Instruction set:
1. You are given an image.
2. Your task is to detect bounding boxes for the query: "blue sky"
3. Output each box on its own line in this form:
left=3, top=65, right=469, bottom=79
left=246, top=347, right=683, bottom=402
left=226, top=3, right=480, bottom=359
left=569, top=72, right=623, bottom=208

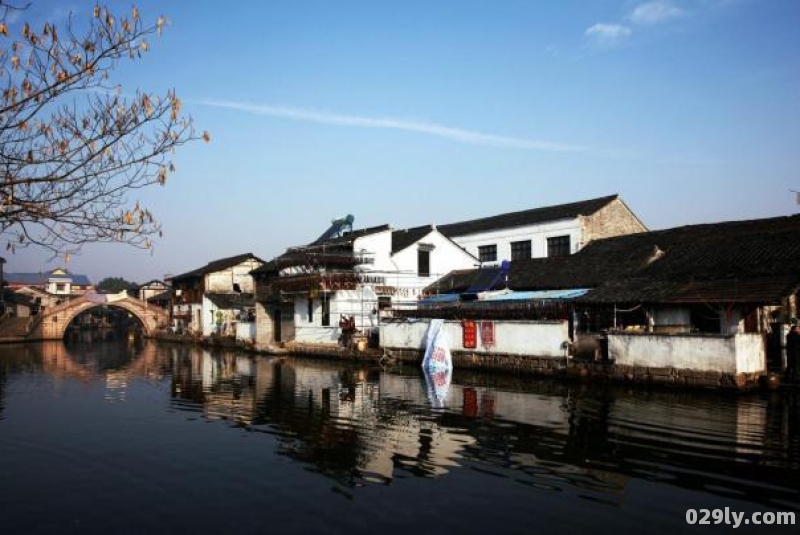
left=7, top=0, right=800, bottom=283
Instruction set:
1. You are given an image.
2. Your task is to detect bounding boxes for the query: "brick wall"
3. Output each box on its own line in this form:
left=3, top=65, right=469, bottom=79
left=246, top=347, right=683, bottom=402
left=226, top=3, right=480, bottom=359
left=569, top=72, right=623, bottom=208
left=580, top=197, right=647, bottom=246
left=255, top=301, right=274, bottom=348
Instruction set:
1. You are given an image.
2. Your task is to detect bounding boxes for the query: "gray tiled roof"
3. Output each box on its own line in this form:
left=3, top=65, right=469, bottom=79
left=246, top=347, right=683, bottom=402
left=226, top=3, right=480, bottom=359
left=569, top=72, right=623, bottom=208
left=171, top=253, right=264, bottom=282
left=428, top=214, right=800, bottom=306
left=391, top=225, right=434, bottom=254
left=438, top=194, right=619, bottom=237
left=6, top=271, right=92, bottom=286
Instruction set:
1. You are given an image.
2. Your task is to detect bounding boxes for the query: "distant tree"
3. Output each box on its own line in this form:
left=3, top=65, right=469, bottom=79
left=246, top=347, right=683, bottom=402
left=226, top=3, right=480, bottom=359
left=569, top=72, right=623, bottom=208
left=96, top=276, right=136, bottom=293
left=0, top=2, right=209, bottom=259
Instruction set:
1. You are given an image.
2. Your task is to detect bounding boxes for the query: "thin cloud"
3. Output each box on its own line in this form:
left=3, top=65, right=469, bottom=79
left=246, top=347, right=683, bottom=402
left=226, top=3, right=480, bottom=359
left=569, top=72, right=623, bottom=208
left=585, top=23, right=632, bottom=42
left=197, top=99, right=586, bottom=152
left=629, top=1, right=685, bottom=25
left=585, top=1, right=687, bottom=45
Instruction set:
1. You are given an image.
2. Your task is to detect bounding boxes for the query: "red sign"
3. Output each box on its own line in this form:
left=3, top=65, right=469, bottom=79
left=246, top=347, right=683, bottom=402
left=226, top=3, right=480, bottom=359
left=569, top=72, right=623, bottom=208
left=481, top=321, right=495, bottom=348
left=463, top=387, right=478, bottom=418
left=462, top=320, right=477, bottom=349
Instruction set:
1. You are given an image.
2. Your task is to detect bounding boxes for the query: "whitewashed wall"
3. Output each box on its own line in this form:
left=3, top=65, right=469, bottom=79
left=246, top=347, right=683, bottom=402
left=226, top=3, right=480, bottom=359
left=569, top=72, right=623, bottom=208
left=139, top=282, right=170, bottom=301
left=172, top=303, right=202, bottom=333
left=294, top=288, right=381, bottom=344
left=201, top=295, right=239, bottom=337
left=449, top=218, right=582, bottom=264
left=47, top=279, right=72, bottom=295
left=353, top=230, right=393, bottom=273
left=288, top=227, right=478, bottom=346
left=380, top=319, right=569, bottom=358
left=608, top=333, right=765, bottom=374
left=201, top=295, right=219, bottom=336
left=205, top=259, right=262, bottom=293
left=294, top=295, right=338, bottom=344
left=236, top=322, right=256, bottom=342
left=389, top=229, right=479, bottom=306
left=735, top=334, right=766, bottom=373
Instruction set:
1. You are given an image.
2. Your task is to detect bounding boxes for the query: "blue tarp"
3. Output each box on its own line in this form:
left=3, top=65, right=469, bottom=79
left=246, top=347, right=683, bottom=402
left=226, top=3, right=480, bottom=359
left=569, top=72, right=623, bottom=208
left=419, top=288, right=588, bottom=306
left=419, top=294, right=461, bottom=305
left=482, top=289, right=589, bottom=302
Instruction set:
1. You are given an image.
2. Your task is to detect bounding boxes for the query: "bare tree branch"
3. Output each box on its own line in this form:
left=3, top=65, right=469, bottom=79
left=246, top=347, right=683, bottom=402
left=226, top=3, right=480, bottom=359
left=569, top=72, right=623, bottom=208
left=0, top=2, right=208, bottom=259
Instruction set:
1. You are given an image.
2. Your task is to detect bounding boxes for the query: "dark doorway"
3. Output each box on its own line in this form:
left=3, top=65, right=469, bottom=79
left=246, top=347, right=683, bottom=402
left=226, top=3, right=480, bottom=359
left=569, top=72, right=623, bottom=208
left=690, top=307, right=721, bottom=333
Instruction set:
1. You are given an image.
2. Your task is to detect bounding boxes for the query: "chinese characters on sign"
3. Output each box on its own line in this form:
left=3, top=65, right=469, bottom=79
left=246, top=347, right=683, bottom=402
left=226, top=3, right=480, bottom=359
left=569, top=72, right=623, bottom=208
left=481, top=321, right=495, bottom=348
left=462, top=320, right=477, bottom=349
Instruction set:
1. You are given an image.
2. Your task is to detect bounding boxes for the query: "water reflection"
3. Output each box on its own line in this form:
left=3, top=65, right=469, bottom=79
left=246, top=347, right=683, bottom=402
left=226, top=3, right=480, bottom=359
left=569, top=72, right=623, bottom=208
left=0, top=341, right=798, bottom=516
left=0, top=337, right=165, bottom=412
left=424, top=367, right=452, bottom=409
left=162, top=347, right=800, bottom=509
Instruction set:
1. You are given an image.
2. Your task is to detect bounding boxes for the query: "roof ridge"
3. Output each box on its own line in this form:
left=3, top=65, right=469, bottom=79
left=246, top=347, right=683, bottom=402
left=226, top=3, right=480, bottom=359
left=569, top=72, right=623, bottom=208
left=438, top=194, right=619, bottom=237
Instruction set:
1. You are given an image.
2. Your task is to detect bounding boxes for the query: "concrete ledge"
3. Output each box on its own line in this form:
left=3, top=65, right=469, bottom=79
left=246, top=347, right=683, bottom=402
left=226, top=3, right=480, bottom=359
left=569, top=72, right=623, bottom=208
left=385, top=347, right=570, bottom=374
left=384, top=347, right=762, bottom=390
left=0, top=336, right=28, bottom=344
left=286, top=342, right=382, bottom=362
left=610, top=364, right=762, bottom=390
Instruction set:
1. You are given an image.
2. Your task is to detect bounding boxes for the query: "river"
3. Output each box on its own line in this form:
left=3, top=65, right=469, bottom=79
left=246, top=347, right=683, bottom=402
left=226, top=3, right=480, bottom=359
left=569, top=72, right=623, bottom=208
left=0, top=338, right=798, bottom=534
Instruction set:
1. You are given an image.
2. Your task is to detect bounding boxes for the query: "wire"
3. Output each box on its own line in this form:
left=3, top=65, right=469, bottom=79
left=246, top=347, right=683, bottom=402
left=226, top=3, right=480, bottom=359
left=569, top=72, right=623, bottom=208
left=614, top=304, right=643, bottom=313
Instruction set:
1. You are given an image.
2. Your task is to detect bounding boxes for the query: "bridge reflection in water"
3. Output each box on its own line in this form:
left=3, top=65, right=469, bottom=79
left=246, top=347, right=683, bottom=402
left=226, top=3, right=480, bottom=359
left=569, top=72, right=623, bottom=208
left=0, top=340, right=798, bottom=532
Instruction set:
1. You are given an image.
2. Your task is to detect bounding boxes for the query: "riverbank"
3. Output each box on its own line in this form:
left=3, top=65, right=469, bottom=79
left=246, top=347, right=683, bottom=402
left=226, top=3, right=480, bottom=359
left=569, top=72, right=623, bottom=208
left=150, top=332, right=775, bottom=392
left=0, top=330, right=781, bottom=392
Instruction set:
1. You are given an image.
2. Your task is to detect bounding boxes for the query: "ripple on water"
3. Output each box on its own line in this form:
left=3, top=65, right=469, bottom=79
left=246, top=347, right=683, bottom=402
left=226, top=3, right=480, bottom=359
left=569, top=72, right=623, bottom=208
left=0, top=342, right=798, bottom=533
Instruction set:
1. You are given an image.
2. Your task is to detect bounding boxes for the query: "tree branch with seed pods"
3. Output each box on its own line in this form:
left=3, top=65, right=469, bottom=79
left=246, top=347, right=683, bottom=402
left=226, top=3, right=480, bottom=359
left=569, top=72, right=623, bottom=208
left=0, top=2, right=210, bottom=261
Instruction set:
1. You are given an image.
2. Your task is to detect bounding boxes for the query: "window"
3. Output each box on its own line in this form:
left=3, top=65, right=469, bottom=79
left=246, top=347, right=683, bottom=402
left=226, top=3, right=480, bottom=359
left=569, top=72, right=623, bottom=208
left=547, top=235, right=571, bottom=257
left=510, top=240, right=531, bottom=261
left=56, top=283, right=66, bottom=292
left=478, top=244, right=497, bottom=263
left=307, top=298, right=314, bottom=323
left=418, top=250, right=430, bottom=277
left=321, top=296, right=330, bottom=327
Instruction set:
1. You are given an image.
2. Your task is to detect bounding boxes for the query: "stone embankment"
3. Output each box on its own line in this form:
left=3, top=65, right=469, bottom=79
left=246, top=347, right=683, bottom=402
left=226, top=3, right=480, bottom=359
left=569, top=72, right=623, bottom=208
left=0, top=317, right=32, bottom=343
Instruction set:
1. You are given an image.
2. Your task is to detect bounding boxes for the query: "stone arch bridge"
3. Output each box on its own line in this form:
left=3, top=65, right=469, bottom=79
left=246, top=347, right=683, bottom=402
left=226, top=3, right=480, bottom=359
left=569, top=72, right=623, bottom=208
left=28, top=293, right=169, bottom=341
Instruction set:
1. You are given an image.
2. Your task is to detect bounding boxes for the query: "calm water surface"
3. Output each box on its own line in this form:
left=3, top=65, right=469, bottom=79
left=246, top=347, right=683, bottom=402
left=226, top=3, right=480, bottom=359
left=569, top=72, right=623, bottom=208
left=0, top=339, right=798, bottom=534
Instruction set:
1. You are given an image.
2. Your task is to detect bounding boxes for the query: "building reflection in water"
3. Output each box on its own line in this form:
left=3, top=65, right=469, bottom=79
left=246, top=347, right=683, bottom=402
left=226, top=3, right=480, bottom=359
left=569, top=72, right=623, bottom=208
left=0, top=341, right=797, bottom=511
left=2, top=336, right=166, bottom=404
left=164, top=347, right=800, bottom=511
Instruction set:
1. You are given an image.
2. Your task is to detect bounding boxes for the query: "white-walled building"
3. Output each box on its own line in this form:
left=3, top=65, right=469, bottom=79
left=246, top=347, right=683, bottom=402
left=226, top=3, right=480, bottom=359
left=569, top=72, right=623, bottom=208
left=170, top=253, right=264, bottom=336
left=136, top=279, right=170, bottom=301
left=438, top=194, right=646, bottom=265
left=253, top=223, right=478, bottom=348
left=5, top=268, right=94, bottom=296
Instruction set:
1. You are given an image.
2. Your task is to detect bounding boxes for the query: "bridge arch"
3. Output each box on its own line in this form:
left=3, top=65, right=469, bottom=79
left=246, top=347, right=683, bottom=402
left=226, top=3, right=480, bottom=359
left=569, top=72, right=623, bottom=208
left=32, top=294, right=168, bottom=340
